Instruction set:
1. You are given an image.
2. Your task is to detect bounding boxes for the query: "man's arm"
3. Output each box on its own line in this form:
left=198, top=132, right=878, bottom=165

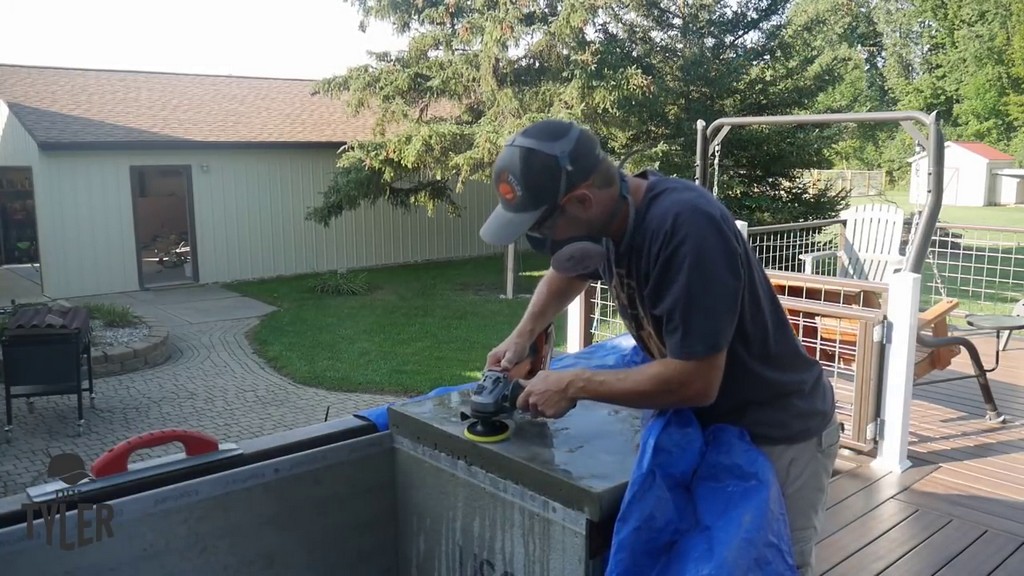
left=569, top=204, right=744, bottom=409
left=511, top=268, right=590, bottom=341
left=567, top=355, right=726, bottom=408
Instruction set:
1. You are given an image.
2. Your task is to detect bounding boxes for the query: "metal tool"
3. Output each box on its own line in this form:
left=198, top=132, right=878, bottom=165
left=460, top=324, right=555, bottom=442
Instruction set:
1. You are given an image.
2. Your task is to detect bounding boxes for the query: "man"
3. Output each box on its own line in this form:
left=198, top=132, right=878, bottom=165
left=479, top=118, right=839, bottom=575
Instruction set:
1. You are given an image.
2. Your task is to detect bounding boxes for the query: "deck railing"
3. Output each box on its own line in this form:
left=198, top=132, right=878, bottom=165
left=921, top=224, right=1024, bottom=318
left=587, top=218, right=1024, bottom=341
left=746, top=219, right=1024, bottom=320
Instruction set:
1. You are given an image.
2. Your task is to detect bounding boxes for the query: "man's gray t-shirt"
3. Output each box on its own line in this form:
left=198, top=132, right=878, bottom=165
left=597, top=170, right=836, bottom=445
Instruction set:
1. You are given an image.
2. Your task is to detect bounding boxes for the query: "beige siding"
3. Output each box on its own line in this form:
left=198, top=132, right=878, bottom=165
left=35, top=147, right=502, bottom=299
left=0, top=101, right=40, bottom=166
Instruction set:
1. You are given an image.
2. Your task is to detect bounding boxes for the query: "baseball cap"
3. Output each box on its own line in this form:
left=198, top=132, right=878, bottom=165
left=479, top=119, right=605, bottom=246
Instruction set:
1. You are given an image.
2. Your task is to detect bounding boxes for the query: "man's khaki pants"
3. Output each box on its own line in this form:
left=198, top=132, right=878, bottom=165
left=757, top=414, right=841, bottom=576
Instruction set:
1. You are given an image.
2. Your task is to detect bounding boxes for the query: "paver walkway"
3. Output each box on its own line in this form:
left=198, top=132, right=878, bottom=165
left=0, top=285, right=399, bottom=498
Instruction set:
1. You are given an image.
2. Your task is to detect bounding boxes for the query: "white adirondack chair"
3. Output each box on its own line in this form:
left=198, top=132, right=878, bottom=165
left=799, top=203, right=906, bottom=282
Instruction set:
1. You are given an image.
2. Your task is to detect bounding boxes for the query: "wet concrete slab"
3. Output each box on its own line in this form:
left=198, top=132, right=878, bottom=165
left=388, top=387, right=644, bottom=522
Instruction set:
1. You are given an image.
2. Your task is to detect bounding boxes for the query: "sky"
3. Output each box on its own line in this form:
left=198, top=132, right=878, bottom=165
left=0, top=0, right=411, bottom=79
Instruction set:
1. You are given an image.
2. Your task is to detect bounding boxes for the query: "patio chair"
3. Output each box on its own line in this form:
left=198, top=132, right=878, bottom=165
left=799, top=203, right=906, bottom=283
left=787, top=204, right=976, bottom=387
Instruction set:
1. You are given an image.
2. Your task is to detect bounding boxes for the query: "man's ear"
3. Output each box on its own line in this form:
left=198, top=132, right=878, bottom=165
left=563, top=188, right=595, bottom=214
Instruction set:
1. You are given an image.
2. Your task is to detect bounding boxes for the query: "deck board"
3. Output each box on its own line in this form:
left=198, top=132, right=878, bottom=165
left=990, top=543, right=1024, bottom=575
left=932, top=530, right=1023, bottom=576
left=825, top=509, right=952, bottom=575
left=825, top=464, right=888, bottom=508
left=790, top=312, right=1024, bottom=573
left=820, top=461, right=1024, bottom=575
left=878, top=519, right=986, bottom=576
left=815, top=500, right=918, bottom=573
left=814, top=331, right=1024, bottom=574
left=894, top=472, right=1024, bottom=538
left=906, top=332, right=1024, bottom=519
left=819, top=464, right=937, bottom=541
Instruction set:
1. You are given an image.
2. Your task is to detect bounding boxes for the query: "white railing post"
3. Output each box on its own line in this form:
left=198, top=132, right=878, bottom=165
left=735, top=220, right=749, bottom=240
left=873, top=270, right=922, bottom=473
left=566, top=293, right=585, bottom=353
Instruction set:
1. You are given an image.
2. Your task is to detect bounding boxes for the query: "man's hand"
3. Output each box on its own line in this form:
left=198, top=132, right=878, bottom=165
left=516, top=370, right=580, bottom=419
left=485, top=332, right=533, bottom=371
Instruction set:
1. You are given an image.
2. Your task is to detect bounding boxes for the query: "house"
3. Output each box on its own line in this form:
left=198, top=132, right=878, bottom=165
left=908, top=140, right=1023, bottom=207
left=0, top=64, right=499, bottom=300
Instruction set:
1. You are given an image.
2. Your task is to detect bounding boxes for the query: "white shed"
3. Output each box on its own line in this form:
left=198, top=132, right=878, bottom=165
left=908, top=141, right=1019, bottom=207
left=991, top=168, right=1024, bottom=206
left=0, top=64, right=500, bottom=300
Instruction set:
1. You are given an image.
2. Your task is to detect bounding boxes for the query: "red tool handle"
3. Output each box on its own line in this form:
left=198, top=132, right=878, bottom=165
left=91, top=428, right=221, bottom=478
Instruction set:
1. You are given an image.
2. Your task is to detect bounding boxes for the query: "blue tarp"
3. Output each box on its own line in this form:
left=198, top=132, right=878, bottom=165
left=354, top=334, right=797, bottom=575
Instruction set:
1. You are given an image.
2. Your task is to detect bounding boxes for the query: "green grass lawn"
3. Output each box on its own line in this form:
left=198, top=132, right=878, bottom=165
left=849, top=187, right=1024, bottom=319
left=229, top=183, right=1022, bottom=397
left=228, top=252, right=566, bottom=397
left=852, top=188, right=1024, bottom=228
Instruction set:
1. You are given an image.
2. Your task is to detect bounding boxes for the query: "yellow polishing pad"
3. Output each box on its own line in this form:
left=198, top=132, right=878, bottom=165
left=464, top=420, right=511, bottom=443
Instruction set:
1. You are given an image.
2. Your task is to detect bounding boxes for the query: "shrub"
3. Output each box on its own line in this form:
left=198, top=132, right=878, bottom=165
left=84, top=302, right=140, bottom=328
left=309, top=269, right=370, bottom=296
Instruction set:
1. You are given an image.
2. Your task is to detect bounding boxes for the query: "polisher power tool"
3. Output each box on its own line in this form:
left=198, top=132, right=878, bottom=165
left=460, top=324, right=555, bottom=443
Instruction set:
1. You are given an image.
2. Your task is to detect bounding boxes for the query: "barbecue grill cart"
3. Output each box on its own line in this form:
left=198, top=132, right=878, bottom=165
left=2, top=304, right=95, bottom=442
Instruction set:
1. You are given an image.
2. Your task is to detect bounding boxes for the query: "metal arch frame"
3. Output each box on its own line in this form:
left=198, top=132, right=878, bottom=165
left=694, top=111, right=944, bottom=276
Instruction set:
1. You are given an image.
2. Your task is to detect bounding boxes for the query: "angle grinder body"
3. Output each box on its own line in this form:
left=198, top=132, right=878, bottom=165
left=461, top=324, right=555, bottom=442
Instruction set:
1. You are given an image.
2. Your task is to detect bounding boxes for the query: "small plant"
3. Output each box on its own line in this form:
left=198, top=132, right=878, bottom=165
left=84, top=302, right=140, bottom=328
left=309, top=269, right=370, bottom=296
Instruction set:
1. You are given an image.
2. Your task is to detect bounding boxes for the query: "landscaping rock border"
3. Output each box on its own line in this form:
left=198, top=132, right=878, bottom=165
left=90, top=316, right=170, bottom=377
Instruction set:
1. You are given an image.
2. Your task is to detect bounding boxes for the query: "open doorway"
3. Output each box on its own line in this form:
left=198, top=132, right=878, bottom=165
left=130, top=165, right=198, bottom=289
left=0, top=166, right=44, bottom=300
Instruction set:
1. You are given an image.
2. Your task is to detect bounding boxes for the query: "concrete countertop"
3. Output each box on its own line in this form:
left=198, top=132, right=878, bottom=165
left=387, top=388, right=644, bottom=523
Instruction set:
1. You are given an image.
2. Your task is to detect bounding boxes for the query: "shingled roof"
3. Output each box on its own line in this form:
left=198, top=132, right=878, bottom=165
left=951, top=141, right=1016, bottom=162
left=0, top=64, right=379, bottom=150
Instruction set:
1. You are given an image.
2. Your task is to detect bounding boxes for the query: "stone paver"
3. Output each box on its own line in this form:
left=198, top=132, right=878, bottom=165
left=0, top=286, right=399, bottom=498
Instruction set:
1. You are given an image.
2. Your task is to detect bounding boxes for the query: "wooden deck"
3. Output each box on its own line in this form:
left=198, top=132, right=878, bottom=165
left=819, top=333, right=1024, bottom=574
left=820, top=461, right=1024, bottom=575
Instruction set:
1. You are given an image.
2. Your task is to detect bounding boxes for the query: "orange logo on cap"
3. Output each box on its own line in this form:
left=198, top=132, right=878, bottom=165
left=497, top=172, right=521, bottom=202
left=498, top=181, right=517, bottom=201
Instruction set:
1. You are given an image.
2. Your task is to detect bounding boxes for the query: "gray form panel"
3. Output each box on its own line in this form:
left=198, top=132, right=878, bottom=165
left=0, top=434, right=399, bottom=576
left=0, top=391, right=645, bottom=575
left=395, top=437, right=600, bottom=576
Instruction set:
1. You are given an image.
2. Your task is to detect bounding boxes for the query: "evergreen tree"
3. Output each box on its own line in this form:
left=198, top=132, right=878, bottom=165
left=306, top=0, right=848, bottom=227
